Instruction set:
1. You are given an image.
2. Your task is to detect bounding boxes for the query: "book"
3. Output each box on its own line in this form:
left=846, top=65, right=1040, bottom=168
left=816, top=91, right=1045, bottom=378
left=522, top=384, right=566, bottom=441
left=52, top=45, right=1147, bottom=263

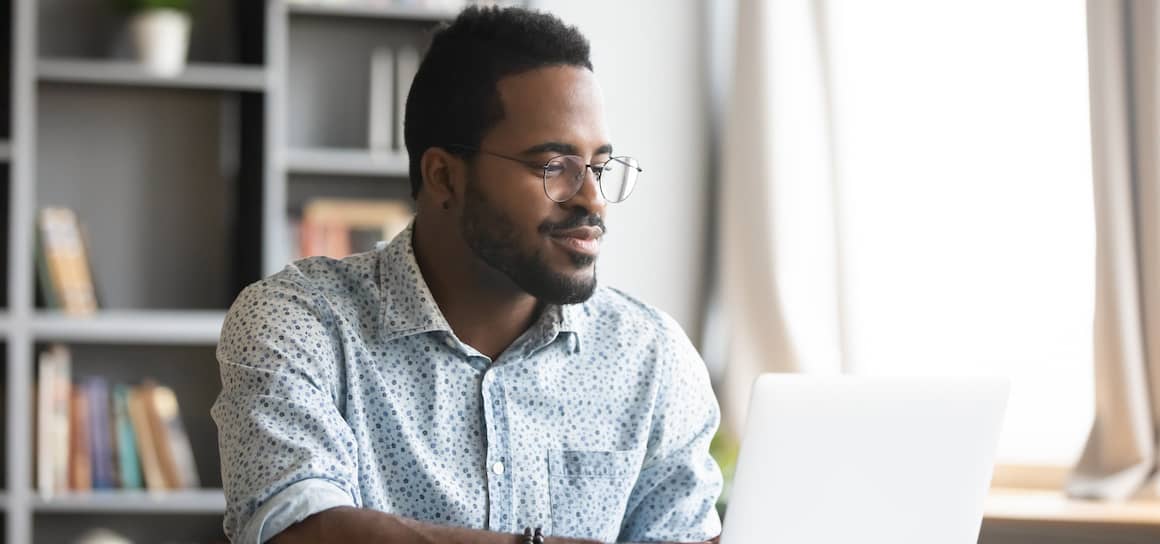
left=395, top=45, right=420, bottom=152
left=38, top=207, right=98, bottom=315
left=128, top=386, right=167, bottom=491
left=50, top=346, right=72, bottom=494
left=369, top=46, right=395, bottom=152
left=36, top=349, right=57, bottom=496
left=113, top=385, right=144, bottom=490
left=69, top=385, right=92, bottom=491
left=299, top=199, right=412, bottom=258
left=142, top=381, right=200, bottom=488
left=84, top=377, right=116, bottom=489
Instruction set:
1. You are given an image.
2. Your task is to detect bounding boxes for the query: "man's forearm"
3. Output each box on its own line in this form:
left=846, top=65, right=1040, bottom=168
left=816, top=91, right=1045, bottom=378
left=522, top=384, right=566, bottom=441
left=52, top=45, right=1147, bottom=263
left=271, top=506, right=603, bottom=544
left=271, top=507, right=720, bottom=544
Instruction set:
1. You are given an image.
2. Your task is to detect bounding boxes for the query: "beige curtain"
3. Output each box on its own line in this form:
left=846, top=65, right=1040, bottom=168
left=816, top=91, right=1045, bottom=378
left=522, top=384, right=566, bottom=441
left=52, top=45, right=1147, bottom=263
left=716, top=0, right=843, bottom=434
left=1068, top=0, right=1160, bottom=501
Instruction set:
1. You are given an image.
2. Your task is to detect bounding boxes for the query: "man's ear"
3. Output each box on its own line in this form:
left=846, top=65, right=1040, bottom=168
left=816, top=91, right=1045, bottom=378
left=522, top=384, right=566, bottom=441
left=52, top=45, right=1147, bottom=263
left=420, top=147, right=466, bottom=208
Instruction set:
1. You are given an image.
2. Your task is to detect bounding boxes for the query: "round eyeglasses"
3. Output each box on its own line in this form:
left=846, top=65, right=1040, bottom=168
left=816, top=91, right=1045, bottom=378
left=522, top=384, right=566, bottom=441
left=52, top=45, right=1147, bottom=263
left=447, top=145, right=642, bottom=203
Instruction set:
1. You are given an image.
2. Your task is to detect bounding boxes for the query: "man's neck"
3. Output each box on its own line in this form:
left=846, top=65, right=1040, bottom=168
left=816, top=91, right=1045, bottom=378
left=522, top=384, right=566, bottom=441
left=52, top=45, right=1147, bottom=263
left=411, top=220, right=541, bottom=361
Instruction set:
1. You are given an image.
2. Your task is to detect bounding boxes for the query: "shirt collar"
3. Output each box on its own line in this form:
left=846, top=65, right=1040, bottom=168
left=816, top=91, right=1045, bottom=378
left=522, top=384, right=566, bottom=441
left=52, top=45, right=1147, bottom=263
left=378, top=222, right=454, bottom=343
left=378, top=222, right=585, bottom=354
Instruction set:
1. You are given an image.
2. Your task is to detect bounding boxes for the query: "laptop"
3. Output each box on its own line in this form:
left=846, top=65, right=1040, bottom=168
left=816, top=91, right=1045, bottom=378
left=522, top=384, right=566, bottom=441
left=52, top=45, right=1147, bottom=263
left=719, top=374, right=1009, bottom=544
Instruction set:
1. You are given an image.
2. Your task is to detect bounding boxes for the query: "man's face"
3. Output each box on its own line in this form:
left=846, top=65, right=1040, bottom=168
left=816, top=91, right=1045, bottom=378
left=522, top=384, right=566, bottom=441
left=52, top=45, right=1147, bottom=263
left=460, top=66, right=611, bottom=305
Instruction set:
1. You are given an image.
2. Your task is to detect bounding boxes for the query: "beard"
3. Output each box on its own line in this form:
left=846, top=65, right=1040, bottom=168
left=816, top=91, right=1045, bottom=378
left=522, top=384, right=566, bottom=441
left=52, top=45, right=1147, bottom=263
left=460, top=175, right=600, bottom=305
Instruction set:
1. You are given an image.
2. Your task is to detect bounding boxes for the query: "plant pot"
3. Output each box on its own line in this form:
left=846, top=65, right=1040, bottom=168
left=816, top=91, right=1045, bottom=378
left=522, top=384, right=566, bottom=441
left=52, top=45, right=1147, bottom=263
left=130, top=8, right=191, bottom=78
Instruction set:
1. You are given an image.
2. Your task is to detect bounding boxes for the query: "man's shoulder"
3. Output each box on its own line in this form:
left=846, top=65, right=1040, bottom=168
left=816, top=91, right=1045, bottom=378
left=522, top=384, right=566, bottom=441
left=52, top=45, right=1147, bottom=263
left=254, top=250, right=383, bottom=297
left=577, top=285, right=689, bottom=343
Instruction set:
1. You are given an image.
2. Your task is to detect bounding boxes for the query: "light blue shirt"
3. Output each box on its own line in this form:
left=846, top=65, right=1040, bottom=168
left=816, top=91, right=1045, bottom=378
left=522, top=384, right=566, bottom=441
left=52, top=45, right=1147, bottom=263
left=211, top=223, right=723, bottom=543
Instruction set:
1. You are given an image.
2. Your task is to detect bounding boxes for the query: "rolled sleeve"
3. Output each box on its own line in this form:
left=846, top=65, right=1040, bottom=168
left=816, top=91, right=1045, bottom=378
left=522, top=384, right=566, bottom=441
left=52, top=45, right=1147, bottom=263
left=211, top=275, right=361, bottom=542
left=241, top=478, right=357, bottom=544
left=618, top=314, right=724, bottom=542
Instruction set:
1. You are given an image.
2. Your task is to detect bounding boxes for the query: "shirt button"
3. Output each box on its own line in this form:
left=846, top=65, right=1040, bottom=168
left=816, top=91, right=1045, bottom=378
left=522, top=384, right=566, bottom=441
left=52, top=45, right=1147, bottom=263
left=492, top=462, right=505, bottom=475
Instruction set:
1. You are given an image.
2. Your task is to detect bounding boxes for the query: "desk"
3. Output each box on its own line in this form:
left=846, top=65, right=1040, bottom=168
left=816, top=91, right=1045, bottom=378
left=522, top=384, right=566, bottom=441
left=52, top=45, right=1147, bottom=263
left=980, top=488, right=1160, bottom=544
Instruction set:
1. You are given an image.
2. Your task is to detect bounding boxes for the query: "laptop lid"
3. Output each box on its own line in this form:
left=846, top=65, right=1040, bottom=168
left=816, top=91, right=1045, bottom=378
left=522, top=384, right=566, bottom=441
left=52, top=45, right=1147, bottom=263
left=719, top=374, right=1009, bottom=544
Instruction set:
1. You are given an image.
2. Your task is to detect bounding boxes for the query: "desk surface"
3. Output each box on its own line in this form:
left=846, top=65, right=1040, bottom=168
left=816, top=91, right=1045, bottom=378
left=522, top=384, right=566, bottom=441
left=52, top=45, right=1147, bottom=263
left=985, top=488, right=1160, bottom=526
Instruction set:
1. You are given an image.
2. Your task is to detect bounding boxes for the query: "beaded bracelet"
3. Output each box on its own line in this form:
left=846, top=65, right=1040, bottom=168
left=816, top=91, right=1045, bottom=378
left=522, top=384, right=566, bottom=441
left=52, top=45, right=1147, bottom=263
left=521, top=527, right=545, bottom=544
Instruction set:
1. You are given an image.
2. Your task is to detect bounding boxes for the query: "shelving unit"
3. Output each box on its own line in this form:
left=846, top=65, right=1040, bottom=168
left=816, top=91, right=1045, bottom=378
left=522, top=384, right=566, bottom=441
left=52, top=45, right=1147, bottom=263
left=1, top=0, right=461, bottom=542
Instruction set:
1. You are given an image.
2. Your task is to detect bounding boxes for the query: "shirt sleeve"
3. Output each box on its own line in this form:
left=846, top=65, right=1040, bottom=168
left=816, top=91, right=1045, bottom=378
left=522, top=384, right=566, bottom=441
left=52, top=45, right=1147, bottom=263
left=211, top=274, right=361, bottom=543
left=618, top=314, right=724, bottom=543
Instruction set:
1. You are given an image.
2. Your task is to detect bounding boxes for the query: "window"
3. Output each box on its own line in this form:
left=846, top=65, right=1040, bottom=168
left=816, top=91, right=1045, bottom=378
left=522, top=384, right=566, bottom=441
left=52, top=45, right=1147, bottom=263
left=826, top=0, right=1094, bottom=465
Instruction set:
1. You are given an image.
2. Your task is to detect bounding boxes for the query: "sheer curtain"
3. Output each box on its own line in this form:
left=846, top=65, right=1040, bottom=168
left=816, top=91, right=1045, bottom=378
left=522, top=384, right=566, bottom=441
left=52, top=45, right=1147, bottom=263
left=714, top=0, right=842, bottom=434
left=1068, top=0, right=1160, bottom=501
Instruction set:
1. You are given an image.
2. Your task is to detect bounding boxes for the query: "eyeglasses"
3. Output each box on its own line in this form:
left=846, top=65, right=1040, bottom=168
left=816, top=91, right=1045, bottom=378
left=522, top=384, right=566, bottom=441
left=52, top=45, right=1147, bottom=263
left=446, top=144, right=642, bottom=203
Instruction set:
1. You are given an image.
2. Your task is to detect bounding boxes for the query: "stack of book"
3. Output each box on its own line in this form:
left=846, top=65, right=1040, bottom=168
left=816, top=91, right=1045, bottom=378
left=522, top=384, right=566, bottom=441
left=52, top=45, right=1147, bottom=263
left=36, top=345, right=200, bottom=497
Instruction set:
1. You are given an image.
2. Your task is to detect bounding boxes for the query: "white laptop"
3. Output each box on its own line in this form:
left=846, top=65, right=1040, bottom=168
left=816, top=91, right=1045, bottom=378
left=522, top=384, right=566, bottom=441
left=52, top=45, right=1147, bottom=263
left=719, top=374, right=1009, bottom=544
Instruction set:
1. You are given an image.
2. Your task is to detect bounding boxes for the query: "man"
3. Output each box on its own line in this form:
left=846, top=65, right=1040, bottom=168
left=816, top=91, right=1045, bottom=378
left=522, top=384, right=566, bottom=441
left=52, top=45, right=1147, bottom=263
left=212, top=6, right=722, bottom=543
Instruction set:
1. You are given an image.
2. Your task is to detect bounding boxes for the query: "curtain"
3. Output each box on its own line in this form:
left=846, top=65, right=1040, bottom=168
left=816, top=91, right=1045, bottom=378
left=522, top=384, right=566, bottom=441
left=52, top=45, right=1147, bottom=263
left=714, top=0, right=843, bottom=434
left=1068, top=0, right=1160, bottom=501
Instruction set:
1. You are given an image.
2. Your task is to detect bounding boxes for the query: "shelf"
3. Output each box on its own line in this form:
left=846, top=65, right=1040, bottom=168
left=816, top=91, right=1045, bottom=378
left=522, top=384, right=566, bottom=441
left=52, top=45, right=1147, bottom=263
left=287, top=1, right=458, bottom=22
left=38, top=59, right=267, bottom=92
left=0, top=140, right=11, bottom=162
left=287, top=147, right=409, bottom=177
left=33, top=489, right=225, bottom=514
left=32, top=310, right=226, bottom=345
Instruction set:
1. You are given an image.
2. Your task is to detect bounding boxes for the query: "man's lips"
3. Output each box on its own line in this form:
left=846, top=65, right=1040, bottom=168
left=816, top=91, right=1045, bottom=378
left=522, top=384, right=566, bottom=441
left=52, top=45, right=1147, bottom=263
left=550, top=226, right=604, bottom=256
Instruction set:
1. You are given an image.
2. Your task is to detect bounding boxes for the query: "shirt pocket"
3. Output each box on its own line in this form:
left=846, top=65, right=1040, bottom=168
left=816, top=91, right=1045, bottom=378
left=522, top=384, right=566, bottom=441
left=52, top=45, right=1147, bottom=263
left=547, top=448, right=643, bottom=542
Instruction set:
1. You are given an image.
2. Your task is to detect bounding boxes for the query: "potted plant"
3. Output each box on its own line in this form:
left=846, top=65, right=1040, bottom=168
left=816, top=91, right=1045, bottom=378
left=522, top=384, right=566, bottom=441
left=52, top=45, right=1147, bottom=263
left=117, top=0, right=193, bottom=77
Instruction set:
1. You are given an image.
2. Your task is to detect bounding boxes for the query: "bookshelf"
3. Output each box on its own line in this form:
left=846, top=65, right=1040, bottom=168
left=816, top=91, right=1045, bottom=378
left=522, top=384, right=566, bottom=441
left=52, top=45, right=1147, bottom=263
left=3, top=1, right=454, bottom=542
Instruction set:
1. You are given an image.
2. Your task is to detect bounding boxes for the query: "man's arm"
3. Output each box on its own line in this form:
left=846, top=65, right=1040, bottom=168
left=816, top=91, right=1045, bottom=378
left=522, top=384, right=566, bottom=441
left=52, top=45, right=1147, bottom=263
left=272, top=507, right=603, bottom=544
left=616, top=314, right=725, bottom=543
left=273, top=507, right=719, bottom=544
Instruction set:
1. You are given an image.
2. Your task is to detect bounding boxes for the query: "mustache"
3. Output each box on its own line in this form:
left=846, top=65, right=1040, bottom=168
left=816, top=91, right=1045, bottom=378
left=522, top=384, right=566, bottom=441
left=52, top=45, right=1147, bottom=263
left=541, top=213, right=607, bottom=235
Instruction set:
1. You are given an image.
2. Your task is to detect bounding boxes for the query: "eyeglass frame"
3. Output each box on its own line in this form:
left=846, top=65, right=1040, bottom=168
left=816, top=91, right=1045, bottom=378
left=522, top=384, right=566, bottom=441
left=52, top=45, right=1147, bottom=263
left=444, top=144, right=642, bottom=203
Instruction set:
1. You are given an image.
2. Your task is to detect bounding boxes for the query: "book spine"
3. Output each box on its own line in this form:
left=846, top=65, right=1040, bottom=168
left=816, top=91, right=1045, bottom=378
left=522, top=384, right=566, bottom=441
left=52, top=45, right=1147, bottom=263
left=51, top=346, right=71, bottom=494
left=69, top=385, right=91, bottom=491
left=395, top=46, right=420, bottom=152
left=36, top=350, right=56, bottom=496
left=85, top=377, right=115, bottom=489
left=114, top=385, right=143, bottom=490
left=369, top=46, right=395, bottom=152
left=154, top=385, right=201, bottom=488
left=128, top=386, right=167, bottom=491
left=142, top=382, right=182, bottom=489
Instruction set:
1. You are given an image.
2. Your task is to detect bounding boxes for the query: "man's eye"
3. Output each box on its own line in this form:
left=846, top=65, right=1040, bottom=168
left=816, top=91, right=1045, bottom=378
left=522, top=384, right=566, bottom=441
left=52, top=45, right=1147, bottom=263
left=545, top=164, right=566, bottom=174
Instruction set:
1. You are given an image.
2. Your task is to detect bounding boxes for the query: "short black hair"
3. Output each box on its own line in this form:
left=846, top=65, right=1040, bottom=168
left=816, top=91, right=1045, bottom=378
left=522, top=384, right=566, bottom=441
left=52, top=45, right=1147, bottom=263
left=403, top=6, right=593, bottom=198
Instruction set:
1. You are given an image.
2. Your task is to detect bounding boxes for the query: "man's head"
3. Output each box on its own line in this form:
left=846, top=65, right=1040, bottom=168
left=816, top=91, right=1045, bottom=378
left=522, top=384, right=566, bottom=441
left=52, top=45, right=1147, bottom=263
left=406, top=7, right=622, bottom=305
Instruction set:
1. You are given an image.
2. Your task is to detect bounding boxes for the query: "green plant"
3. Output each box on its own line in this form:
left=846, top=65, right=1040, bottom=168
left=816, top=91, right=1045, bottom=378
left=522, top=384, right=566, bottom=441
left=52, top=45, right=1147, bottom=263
left=709, top=428, right=741, bottom=517
left=115, top=0, right=192, bottom=13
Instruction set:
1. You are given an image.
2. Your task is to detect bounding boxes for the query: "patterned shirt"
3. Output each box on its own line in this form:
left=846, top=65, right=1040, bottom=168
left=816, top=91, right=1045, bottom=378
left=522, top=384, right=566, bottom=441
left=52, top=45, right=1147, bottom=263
left=211, top=223, right=723, bottom=543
